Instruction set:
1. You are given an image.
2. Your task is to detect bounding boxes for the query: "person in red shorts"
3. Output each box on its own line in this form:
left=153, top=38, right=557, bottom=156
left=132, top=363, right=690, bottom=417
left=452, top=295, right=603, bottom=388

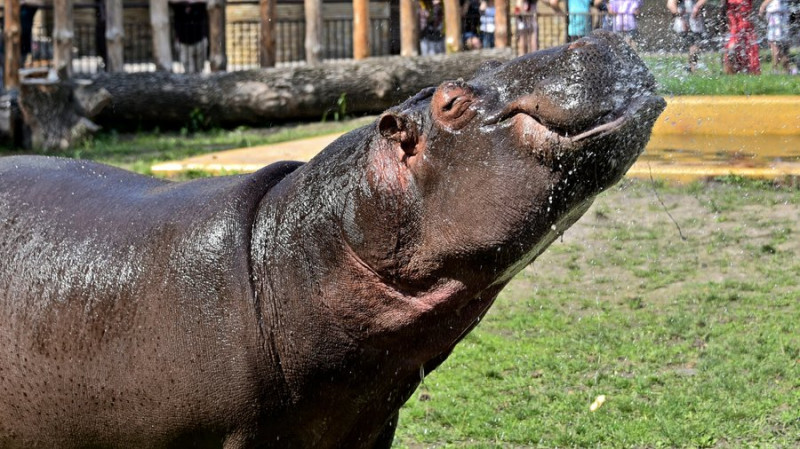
left=722, top=0, right=761, bottom=74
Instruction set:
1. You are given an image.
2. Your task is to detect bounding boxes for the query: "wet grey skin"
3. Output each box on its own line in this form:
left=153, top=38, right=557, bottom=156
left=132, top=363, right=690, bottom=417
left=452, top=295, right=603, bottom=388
left=0, top=31, right=664, bottom=449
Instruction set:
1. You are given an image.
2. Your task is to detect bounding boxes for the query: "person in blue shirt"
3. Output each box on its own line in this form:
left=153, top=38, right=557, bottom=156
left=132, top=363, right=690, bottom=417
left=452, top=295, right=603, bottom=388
left=480, top=0, right=496, bottom=48
left=567, top=0, right=600, bottom=41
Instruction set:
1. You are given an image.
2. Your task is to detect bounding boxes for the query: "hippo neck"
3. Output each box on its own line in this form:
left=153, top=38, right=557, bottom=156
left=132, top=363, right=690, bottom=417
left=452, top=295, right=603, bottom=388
left=244, top=136, right=460, bottom=446
left=247, top=127, right=501, bottom=392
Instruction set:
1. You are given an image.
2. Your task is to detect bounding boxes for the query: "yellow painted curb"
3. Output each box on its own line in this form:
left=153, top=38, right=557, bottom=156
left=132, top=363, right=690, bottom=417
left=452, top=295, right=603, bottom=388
left=653, top=96, right=800, bottom=136
left=626, top=161, right=800, bottom=183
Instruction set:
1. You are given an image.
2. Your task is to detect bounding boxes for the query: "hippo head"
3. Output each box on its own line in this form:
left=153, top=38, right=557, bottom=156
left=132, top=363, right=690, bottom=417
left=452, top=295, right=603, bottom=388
left=328, top=32, right=664, bottom=359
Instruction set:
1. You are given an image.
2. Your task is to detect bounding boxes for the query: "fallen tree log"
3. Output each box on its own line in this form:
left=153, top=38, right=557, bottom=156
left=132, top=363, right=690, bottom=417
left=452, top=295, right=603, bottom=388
left=92, top=49, right=514, bottom=128
left=18, top=67, right=112, bottom=151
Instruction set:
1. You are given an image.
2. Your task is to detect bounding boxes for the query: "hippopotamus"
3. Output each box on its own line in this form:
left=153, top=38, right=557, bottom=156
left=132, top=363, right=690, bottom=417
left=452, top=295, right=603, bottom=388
left=0, top=31, right=664, bottom=448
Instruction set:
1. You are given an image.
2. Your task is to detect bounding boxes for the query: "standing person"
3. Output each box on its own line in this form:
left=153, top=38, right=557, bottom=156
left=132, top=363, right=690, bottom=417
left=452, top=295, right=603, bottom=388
left=608, top=0, right=641, bottom=45
left=462, top=0, right=483, bottom=36
left=420, top=0, right=445, bottom=55
left=568, top=0, right=601, bottom=42
left=480, top=0, right=496, bottom=48
left=668, top=0, right=707, bottom=72
left=171, top=0, right=209, bottom=73
left=20, top=0, right=40, bottom=66
left=464, top=32, right=484, bottom=49
left=595, top=0, right=614, bottom=30
left=722, top=0, right=761, bottom=74
left=759, top=0, right=791, bottom=73
left=515, top=0, right=538, bottom=53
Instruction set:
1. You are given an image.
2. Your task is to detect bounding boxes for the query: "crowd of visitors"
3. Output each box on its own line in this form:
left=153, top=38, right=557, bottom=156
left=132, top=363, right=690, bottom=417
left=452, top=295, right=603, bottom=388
left=3, top=0, right=798, bottom=75
left=418, top=0, right=797, bottom=75
left=424, top=0, right=799, bottom=75
left=668, top=0, right=798, bottom=74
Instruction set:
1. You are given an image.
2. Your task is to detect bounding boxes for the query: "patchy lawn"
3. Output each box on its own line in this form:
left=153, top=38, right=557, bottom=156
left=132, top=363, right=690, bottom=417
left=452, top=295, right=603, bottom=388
left=395, top=178, right=800, bottom=448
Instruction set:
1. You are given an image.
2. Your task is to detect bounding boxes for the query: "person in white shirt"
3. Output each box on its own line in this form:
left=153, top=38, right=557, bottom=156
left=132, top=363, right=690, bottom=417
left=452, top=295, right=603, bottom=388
left=759, top=0, right=793, bottom=73
left=667, top=0, right=707, bottom=72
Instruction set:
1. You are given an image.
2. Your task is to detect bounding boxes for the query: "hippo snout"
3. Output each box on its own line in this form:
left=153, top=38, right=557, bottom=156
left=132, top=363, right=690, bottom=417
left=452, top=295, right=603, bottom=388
left=476, top=31, right=659, bottom=139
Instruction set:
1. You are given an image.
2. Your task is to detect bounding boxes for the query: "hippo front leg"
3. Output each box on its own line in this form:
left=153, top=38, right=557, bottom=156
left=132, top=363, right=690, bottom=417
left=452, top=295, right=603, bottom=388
left=372, top=412, right=399, bottom=449
left=222, top=429, right=254, bottom=449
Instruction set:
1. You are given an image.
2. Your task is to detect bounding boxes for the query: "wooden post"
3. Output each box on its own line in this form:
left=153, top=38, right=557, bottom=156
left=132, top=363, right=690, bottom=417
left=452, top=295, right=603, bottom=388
left=304, top=0, right=322, bottom=64
left=150, top=0, right=172, bottom=71
left=105, top=0, right=124, bottom=72
left=495, top=0, right=508, bottom=48
left=259, top=0, right=277, bottom=67
left=3, top=0, right=21, bottom=89
left=353, top=0, right=369, bottom=59
left=400, top=0, right=418, bottom=56
left=208, top=0, right=227, bottom=71
left=53, top=0, right=74, bottom=79
left=443, top=0, right=461, bottom=53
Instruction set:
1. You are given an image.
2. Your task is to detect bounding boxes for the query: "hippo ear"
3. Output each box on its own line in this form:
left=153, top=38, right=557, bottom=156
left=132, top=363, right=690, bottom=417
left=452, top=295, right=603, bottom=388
left=378, top=112, right=419, bottom=157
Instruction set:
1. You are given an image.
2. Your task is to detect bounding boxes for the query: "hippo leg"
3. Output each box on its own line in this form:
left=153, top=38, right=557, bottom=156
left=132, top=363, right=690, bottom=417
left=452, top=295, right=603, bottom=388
left=372, top=412, right=399, bottom=449
left=222, top=429, right=250, bottom=449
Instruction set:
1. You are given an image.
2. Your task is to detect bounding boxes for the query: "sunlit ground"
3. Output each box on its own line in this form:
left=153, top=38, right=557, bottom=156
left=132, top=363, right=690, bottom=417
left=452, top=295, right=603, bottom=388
left=396, top=178, right=800, bottom=448
left=1, top=49, right=798, bottom=448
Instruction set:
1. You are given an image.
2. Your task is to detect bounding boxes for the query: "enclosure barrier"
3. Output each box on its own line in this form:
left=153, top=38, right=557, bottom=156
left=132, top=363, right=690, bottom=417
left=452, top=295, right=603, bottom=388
left=3, top=3, right=722, bottom=77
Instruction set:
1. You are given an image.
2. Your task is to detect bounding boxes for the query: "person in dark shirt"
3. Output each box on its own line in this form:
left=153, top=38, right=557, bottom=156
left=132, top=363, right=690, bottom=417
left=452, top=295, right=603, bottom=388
left=171, top=1, right=209, bottom=73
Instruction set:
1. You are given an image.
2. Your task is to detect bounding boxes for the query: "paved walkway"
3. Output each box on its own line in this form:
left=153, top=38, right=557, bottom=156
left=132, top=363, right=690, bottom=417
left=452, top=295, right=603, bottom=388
left=152, top=134, right=340, bottom=175
left=151, top=97, right=800, bottom=182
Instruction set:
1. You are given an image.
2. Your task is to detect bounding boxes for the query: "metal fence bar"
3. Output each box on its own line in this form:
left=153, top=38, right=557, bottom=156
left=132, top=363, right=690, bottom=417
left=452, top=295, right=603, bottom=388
left=511, top=12, right=614, bottom=55
left=226, top=16, right=391, bottom=69
left=2, top=7, right=617, bottom=75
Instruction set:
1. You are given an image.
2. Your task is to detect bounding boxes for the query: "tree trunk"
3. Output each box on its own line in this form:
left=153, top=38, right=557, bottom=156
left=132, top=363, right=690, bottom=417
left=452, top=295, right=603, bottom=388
left=353, top=0, right=369, bottom=60
left=304, top=0, right=322, bottom=64
left=443, top=0, right=461, bottom=53
left=399, top=0, right=419, bottom=56
left=150, top=0, right=172, bottom=71
left=53, top=0, right=74, bottom=79
left=208, top=0, right=227, bottom=71
left=259, top=0, right=277, bottom=67
left=3, top=0, right=21, bottom=89
left=92, top=49, right=513, bottom=128
left=18, top=68, right=112, bottom=151
left=105, top=0, right=124, bottom=72
left=495, top=0, right=508, bottom=48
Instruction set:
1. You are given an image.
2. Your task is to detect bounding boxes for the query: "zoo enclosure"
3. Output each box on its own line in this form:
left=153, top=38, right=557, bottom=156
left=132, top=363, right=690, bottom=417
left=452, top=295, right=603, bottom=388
left=0, top=0, right=394, bottom=74
left=1, top=4, right=633, bottom=75
left=1, top=0, right=761, bottom=78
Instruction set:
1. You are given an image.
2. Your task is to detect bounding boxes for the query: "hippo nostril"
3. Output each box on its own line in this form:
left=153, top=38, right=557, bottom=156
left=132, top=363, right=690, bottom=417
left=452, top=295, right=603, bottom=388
left=432, top=81, right=477, bottom=129
left=442, top=97, right=458, bottom=112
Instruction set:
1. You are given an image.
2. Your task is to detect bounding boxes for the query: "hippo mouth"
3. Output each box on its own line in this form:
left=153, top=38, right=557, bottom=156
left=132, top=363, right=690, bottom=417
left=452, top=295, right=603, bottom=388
left=484, top=93, right=664, bottom=146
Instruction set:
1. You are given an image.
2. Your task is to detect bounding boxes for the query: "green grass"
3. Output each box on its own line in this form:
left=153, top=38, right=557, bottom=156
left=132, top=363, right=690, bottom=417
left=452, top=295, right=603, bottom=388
left=394, top=179, right=800, bottom=448
left=644, top=52, right=800, bottom=96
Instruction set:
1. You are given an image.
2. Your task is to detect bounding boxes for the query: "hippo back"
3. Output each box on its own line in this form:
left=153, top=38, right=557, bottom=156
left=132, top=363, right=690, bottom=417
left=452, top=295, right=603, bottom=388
left=0, top=156, right=301, bottom=448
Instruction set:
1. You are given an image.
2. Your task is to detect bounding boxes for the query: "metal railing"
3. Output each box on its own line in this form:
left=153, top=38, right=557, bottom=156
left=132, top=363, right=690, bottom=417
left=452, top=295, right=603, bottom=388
left=3, top=6, right=622, bottom=75
left=510, top=12, right=617, bottom=54
left=1, top=6, right=394, bottom=74
left=226, top=16, right=391, bottom=70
